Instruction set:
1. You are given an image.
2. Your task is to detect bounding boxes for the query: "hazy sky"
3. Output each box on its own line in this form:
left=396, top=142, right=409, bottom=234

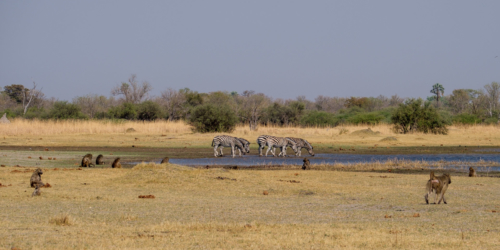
left=1, top=1, right=499, bottom=101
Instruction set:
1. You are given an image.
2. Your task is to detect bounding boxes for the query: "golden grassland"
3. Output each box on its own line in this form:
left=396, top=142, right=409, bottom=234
left=2, top=119, right=500, bottom=148
left=0, top=163, right=499, bottom=249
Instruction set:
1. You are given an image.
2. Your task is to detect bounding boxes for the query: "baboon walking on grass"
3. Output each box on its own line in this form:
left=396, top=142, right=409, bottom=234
left=469, top=167, right=477, bottom=177
left=30, top=168, right=45, bottom=188
left=96, top=154, right=105, bottom=165
left=424, top=172, right=451, bottom=204
left=112, top=158, right=122, bottom=168
left=302, top=158, right=310, bottom=170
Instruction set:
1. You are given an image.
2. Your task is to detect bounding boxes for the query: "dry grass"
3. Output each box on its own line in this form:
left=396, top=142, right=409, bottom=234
left=1, top=164, right=499, bottom=249
left=2, top=119, right=500, bottom=148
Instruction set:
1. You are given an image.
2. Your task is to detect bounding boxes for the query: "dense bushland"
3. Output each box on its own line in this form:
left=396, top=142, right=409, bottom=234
left=2, top=75, right=499, bottom=133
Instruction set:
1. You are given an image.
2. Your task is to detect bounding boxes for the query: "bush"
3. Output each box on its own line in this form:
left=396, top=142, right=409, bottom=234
left=108, top=103, right=137, bottom=120
left=346, top=112, right=386, bottom=125
left=453, top=113, right=482, bottom=125
left=189, top=103, right=237, bottom=133
left=300, top=111, right=337, bottom=127
left=137, top=101, right=163, bottom=121
left=391, top=98, right=449, bottom=134
left=46, top=101, right=87, bottom=120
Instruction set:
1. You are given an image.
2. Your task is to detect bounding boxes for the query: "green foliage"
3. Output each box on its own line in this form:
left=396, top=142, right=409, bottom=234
left=391, top=98, right=449, bottom=134
left=2, top=84, right=28, bottom=104
left=108, top=103, right=137, bottom=120
left=346, top=112, right=386, bottom=125
left=137, top=101, right=163, bottom=121
left=189, top=103, right=237, bottom=133
left=47, top=101, right=88, bottom=120
left=452, top=113, right=482, bottom=125
left=300, top=111, right=337, bottom=127
left=262, top=101, right=305, bottom=126
left=483, top=117, right=499, bottom=125
left=24, top=107, right=47, bottom=119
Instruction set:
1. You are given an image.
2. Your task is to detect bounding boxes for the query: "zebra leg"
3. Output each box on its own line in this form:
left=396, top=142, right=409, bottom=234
left=214, top=144, right=219, bottom=157
left=231, top=145, right=236, bottom=158
left=219, top=146, right=224, bottom=157
left=281, top=146, right=287, bottom=157
left=266, top=145, right=273, bottom=157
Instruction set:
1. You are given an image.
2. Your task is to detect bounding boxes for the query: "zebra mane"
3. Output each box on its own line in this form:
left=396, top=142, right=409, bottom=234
left=303, top=139, right=313, bottom=149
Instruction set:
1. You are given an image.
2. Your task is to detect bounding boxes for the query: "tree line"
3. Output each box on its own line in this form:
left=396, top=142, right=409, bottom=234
left=1, top=75, right=499, bottom=133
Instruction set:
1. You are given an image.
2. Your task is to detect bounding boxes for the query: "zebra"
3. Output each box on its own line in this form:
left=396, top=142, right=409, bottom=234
left=212, top=135, right=246, bottom=158
left=257, top=135, right=297, bottom=157
left=235, top=137, right=250, bottom=155
left=283, top=137, right=315, bottom=156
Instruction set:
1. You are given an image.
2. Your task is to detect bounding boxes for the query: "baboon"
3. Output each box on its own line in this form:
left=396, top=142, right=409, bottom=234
left=112, top=158, right=122, bottom=168
left=424, top=172, right=451, bottom=204
left=81, top=155, right=95, bottom=168
left=96, top=154, right=105, bottom=165
left=469, top=167, right=476, bottom=177
left=30, top=168, right=45, bottom=187
left=302, top=158, right=310, bottom=170
left=161, top=157, right=169, bottom=164
left=32, top=183, right=41, bottom=197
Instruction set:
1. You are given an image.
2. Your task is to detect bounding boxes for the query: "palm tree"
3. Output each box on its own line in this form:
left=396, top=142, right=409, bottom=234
left=430, top=83, right=445, bottom=107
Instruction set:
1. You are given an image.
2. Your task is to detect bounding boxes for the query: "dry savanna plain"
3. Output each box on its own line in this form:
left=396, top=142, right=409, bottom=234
left=1, top=120, right=500, bottom=249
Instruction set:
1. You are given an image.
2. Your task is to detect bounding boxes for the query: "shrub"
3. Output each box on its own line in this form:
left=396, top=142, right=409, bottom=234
left=346, top=112, right=386, bottom=125
left=189, top=103, right=237, bottom=133
left=46, top=101, right=87, bottom=120
left=137, top=101, right=163, bottom=121
left=453, top=113, right=482, bottom=125
left=300, top=111, right=336, bottom=127
left=108, top=103, right=137, bottom=120
left=391, top=98, right=449, bottom=134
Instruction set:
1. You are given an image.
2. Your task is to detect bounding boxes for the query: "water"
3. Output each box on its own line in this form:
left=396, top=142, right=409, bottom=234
left=163, top=153, right=500, bottom=171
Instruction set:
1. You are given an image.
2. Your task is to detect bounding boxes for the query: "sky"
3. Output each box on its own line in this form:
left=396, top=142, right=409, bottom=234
left=1, top=1, right=499, bottom=101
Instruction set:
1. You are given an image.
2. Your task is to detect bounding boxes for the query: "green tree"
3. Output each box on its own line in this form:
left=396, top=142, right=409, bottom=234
left=430, top=83, right=445, bottom=107
left=137, top=101, right=163, bottom=121
left=189, top=103, right=237, bottom=133
left=391, top=98, right=448, bottom=134
left=2, top=84, right=28, bottom=104
left=46, top=101, right=88, bottom=119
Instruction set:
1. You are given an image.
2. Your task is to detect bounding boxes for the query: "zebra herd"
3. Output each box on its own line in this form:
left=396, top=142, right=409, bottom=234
left=212, top=135, right=314, bottom=158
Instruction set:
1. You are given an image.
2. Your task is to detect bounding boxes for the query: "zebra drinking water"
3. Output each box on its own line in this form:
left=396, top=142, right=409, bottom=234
left=235, top=137, right=250, bottom=155
left=283, top=137, right=314, bottom=156
left=212, top=135, right=246, bottom=158
left=257, top=135, right=297, bottom=157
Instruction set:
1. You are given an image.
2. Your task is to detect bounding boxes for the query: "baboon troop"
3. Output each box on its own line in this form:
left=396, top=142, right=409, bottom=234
left=424, top=171, right=451, bottom=204
left=112, top=158, right=122, bottom=168
left=81, top=154, right=95, bottom=168
left=161, top=157, right=169, bottom=164
left=30, top=168, right=45, bottom=187
left=302, top=158, right=310, bottom=170
left=469, top=167, right=476, bottom=177
left=96, top=154, right=105, bottom=165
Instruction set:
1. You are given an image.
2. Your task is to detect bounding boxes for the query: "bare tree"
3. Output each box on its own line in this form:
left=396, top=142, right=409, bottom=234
left=314, top=96, right=346, bottom=113
left=111, top=74, right=152, bottom=104
left=484, top=82, right=500, bottom=117
left=389, top=94, right=404, bottom=107
left=22, top=81, right=38, bottom=115
left=448, top=89, right=470, bottom=114
left=73, top=94, right=113, bottom=118
left=239, top=90, right=270, bottom=130
left=0, top=92, right=17, bottom=110
left=160, top=88, right=186, bottom=121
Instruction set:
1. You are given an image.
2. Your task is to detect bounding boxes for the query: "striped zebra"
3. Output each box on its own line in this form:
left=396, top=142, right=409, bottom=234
left=257, top=135, right=297, bottom=157
left=283, top=137, right=315, bottom=156
left=212, top=135, right=246, bottom=158
left=235, top=137, right=251, bottom=155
